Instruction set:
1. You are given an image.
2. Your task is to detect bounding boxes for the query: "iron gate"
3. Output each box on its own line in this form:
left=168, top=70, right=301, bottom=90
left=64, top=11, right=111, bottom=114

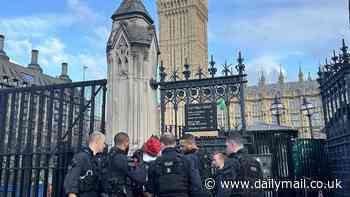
left=292, top=139, right=329, bottom=197
left=0, top=79, right=107, bottom=197
left=152, top=53, right=247, bottom=136
left=318, top=39, right=350, bottom=197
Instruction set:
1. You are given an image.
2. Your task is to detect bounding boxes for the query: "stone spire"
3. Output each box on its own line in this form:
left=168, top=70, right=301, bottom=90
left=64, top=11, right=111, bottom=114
left=28, top=50, right=43, bottom=73
left=298, top=66, right=304, bottom=82
left=106, top=0, right=159, bottom=149
left=258, top=70, right=267, bottom=98
left=278, top=64, right=284, bottom=84
left=308, top=72, right=312, bottom=81
left=259, top=70, right=266, bottom=86
left=107, top=0, right=156, bottom=52
left=112, top=0, right=153, bottom=24
left=0, top=34, right=9, bottom=61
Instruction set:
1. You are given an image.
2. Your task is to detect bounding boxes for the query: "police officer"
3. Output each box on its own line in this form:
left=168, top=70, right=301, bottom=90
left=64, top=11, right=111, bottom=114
left=104, top=132, right=146, bottom=197
left=225, top=133, right=245, bottom=179
left=212, top=152, right=232, bottom=197
left=180, top=134, right=212, bottom=196
left=147, top=133, right=202, bottom=197
left=180, top=134, right=200, bottom=169
left=225, top=133, right=263, bottom=197
left=64, top=131, right=106, bottom=197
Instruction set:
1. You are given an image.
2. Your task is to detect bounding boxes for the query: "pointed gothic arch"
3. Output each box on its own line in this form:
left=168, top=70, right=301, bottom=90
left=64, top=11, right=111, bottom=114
left=110, top=30, right=130, bottom=78
left=118, top=58, right=122, bottom=66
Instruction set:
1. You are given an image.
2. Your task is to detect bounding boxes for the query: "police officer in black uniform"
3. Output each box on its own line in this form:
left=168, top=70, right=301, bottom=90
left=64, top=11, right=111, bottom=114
left=180, top=134, right=200, bottom=169
left=104, top=132, right=146, bottom=197
left=64, top=131, right=106, bottom=197
left=225, top=133, right=263, bottom=197
left=224, top=133, right=243, bottom=182
left=147, top=133, right=202, bottom=197
left=180, top=134, right=212, bottom=197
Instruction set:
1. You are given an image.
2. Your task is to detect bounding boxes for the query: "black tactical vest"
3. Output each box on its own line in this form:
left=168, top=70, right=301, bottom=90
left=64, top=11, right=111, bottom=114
left=78, top=148, right=99, bottom=193
left=104, top=149, right=128, bottom=195
left=229, top=150, right=264, bottom=197
left=155, top=153, right=190, bottom=197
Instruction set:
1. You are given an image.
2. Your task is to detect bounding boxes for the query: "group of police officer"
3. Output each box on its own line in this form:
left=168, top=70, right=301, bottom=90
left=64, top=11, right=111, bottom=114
left=64, top=131, right=263, bottom=197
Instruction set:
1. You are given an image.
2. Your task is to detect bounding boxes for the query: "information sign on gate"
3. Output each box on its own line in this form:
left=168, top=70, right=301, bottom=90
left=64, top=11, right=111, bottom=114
left=185, top=103, right=217, bottom=132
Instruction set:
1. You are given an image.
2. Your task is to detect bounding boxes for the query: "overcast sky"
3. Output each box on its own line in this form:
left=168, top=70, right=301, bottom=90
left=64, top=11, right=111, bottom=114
left=0, top=0, right=349, bottom=84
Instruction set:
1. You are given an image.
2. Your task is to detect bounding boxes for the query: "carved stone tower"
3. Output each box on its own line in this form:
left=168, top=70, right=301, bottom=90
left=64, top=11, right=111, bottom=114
left=157, top=0, right=208, bottom=77
left=106, top=0, right=160, bottom=149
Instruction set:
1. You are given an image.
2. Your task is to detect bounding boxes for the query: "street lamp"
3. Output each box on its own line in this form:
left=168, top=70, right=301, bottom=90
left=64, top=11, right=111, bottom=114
left=301, top=97, right=315, bottom=139
left=270, top=96, right=285, bottom=125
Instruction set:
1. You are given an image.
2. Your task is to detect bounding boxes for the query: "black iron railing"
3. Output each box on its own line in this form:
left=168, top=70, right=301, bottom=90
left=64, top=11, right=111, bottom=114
left=0, top=79, right=107, bottom=197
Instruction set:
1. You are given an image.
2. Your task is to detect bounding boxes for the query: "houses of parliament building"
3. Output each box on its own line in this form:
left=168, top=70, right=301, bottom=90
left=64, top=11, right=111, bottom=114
left=236, top=69, right=324, bottom=138
left=157, top=0, right=324, bottom=138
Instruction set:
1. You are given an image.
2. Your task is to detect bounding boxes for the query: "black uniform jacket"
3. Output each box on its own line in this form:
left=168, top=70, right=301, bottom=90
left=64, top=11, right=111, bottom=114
left=214, top=148, right=248, bottom=197
left=64, top=146, right=99, bottom=197
left=147, top=147, right=202, bottom=197
left=106, top=147, right=146, bottom=186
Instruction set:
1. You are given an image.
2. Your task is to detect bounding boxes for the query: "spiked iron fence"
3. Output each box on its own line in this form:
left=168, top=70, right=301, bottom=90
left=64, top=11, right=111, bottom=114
left=0, top=79, right=107, bottom=197
left=318, top=39, right=350, bottom=197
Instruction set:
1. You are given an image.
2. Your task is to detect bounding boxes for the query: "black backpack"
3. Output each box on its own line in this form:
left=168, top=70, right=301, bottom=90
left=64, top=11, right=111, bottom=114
left=102, top=150, right=128, bottom=195
left=131, top=160, right=154, bottom=196
left=238, top=156, right=263, bottom=180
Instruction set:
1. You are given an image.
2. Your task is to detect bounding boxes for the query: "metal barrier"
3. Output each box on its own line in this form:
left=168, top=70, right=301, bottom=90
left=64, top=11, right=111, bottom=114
left=318, top=39, right=350, bottom=197
left=293, top=139, right=329, bottom=197
left=0, top=80, right=107, bottom=197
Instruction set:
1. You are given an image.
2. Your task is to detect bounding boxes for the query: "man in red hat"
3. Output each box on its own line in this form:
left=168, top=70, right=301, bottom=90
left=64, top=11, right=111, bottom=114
left=143, top=135, right=161, bottom=162
left=132, top=136, right=161, bottom=197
